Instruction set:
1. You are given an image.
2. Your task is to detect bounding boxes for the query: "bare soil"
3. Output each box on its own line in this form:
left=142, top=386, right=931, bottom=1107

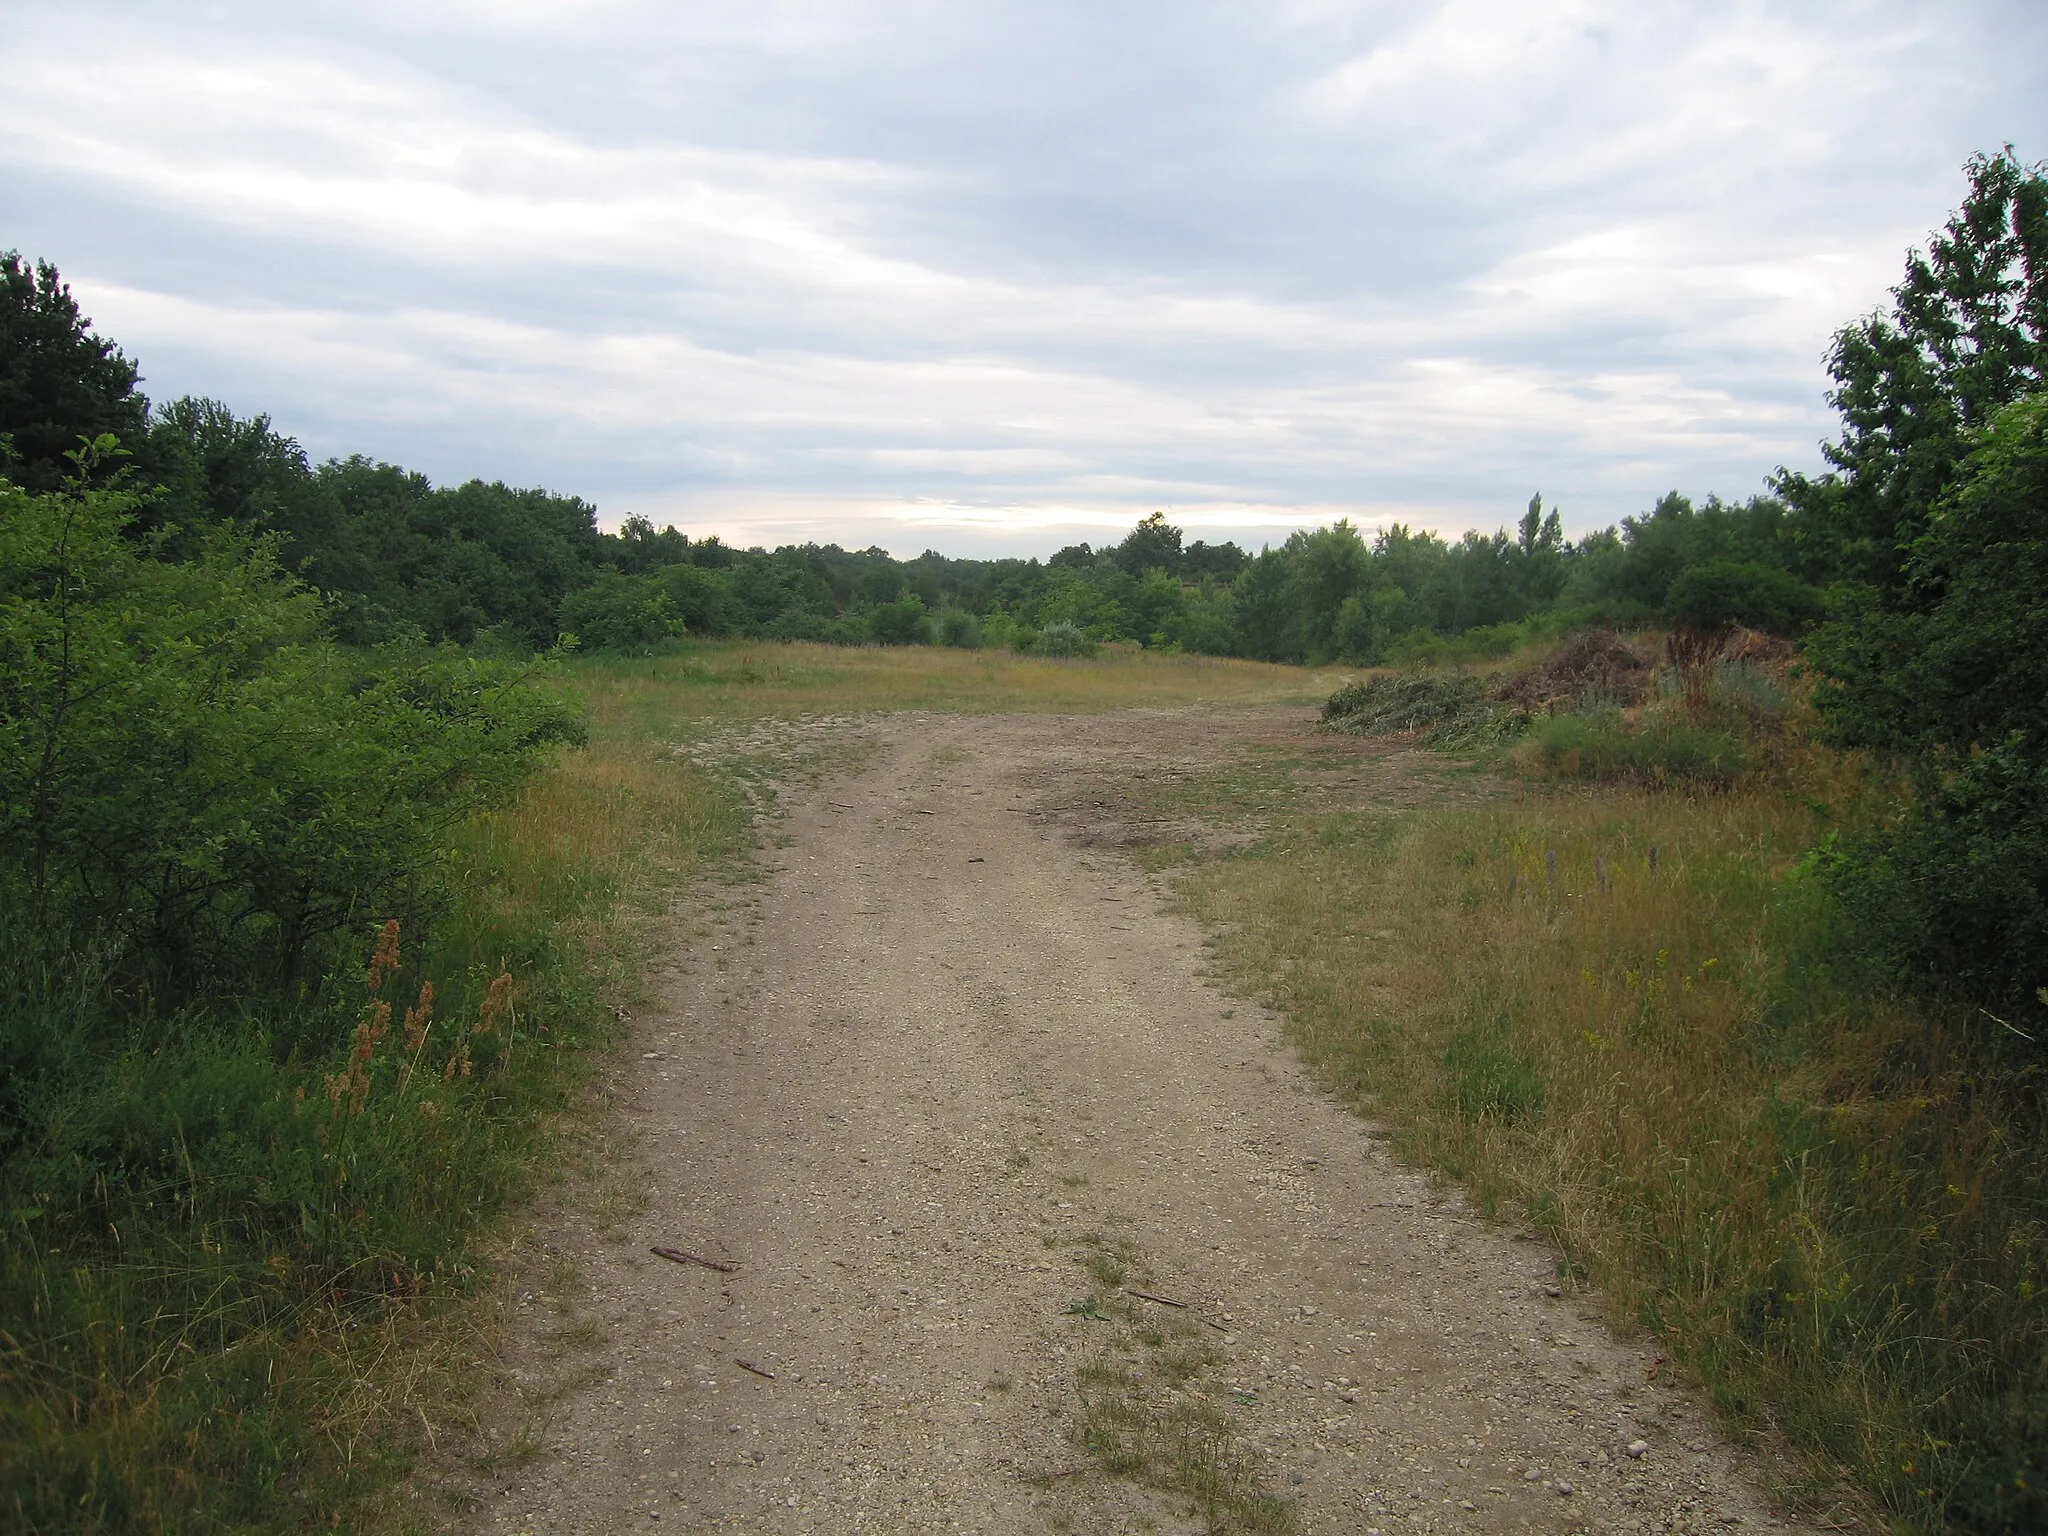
left=451, top=705, right=1812, bottom=1535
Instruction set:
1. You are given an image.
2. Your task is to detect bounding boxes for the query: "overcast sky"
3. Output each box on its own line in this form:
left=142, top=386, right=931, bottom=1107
left=3, top=2, right=2043, bottom=556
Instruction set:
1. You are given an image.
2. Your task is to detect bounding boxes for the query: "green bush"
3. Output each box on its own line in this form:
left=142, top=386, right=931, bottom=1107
left=0, top=465, right=581, bottom=997
left=557, top=568, right=684, bottom=650
left=1663, top=558, right=1820, bottom=634
left=1035, top=618, right=1096, bottom=657
left=937, top=607, right=982, bottom=648
left=867, top=593, right=933, bottom=645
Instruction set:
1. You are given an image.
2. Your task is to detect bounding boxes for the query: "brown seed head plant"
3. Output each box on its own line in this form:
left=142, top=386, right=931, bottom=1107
left=367, top=917, right=402, bottom=993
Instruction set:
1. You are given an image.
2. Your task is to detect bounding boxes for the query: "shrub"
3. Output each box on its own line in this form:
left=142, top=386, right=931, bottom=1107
left=0, top=469, right=582, bottom=996
left=937, top=607, right=982, bottom=649
left=1662, top=558, right=1820, bottom=635
left=867, top=594, right=933, bottom=645
left=1035, top=618, right=1096, bottom=657
left=651, top=561, right=752, bottom=636
left=557, top=567, right=684, bottom=650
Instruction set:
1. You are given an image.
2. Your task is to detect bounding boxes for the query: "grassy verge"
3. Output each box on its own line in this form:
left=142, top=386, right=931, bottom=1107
left=1, top=641, right=1314, bottom=1533
left=1122, top=739, right=2046, bottom=1533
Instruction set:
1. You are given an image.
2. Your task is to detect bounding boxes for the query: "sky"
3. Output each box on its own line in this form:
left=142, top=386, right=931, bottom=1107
left=3, top=2, right=2044, bottom=557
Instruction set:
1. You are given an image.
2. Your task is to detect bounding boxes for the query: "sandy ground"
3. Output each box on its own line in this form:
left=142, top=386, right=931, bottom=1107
left=455, top=706, right=1812, bottom=1536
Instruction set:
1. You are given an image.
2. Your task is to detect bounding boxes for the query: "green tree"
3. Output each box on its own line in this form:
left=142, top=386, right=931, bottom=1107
left=1113, top=511, right=1183, bottom=576
left=0, top=254, right=147, bottom=490
left=1780, top=149, right=2048, bottom=592
left=1812, top=391, right=2048, bottom=1037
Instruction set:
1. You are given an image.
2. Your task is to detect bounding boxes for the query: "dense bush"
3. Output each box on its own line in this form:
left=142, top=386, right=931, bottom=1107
left=558, top=567, right=684, bottom=650
left=937, top=606, right=982, bottom=648
left=0, top=458, right=581, bottom=996
left=1034, top=618, right=1096, bottom=657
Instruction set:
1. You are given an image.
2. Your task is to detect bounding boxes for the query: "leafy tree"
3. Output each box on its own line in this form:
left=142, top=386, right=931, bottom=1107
left=0, top=253, right=146, bottom=490
left=1811, top=391, right=2048, bottom=1036
left=1780, top=149, right=2048, bottom=592
left=1114, top=511, right=1183, bottom=576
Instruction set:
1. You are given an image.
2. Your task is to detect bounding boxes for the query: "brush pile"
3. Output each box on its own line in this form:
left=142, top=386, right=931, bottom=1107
left=1321, top=629, right=1658, bottom=745
left=1493, top=630, right=1653, bottom=710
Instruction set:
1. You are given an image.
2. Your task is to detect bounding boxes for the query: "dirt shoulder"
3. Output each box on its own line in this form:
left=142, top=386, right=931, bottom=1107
left=449, top=705, right=1810, bottom=1535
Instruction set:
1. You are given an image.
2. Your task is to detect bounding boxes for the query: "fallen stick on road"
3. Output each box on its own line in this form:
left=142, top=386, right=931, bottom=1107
left=651, top=1245, right=738, bottom=1274
left=1125, top=1287, right=1186, bottom=1309
left=735, top=1358, right=776, bottom=1380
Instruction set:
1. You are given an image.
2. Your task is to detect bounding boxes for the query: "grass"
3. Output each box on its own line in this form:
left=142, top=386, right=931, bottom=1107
left=1135, top=746, right=2046, bottom=1534
left=1058, top=1233, right=1292, bottom=1533
left=0, top=639, right=1317, bottom=1533
left=570, top=637, right=1330, bottom=724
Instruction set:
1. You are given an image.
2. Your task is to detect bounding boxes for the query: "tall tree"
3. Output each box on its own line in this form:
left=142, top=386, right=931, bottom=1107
left=0, top=254, right=147, bottom=491
left=1780, top=149, right=2048, bottom=592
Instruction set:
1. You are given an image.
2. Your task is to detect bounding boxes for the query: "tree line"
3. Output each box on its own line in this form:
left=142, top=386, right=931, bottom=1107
left=2, top=249, right=1825, bottom=663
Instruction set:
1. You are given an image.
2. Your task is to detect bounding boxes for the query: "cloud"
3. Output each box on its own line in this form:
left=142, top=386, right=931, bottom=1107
left=4, top=0, right=2044, bottom=554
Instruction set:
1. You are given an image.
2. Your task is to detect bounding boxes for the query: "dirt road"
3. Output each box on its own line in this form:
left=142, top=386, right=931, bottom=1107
left=460, top=707, right=1807, bottom=1535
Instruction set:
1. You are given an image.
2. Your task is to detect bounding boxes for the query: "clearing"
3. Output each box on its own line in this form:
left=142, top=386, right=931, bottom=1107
left=452, top=703, right=1811, bottom=1535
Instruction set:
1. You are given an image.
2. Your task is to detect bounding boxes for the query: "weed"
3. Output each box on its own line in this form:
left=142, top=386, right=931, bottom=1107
left=1085, top=1252, right=1129, bottom=1289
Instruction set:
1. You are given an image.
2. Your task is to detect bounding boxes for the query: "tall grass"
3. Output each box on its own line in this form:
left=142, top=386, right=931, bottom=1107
left=1180, top=784, right=2046, bottom=1532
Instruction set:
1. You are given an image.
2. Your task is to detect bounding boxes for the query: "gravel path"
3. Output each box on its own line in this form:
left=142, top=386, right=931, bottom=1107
left=462, top=707, right=1812, bottom=1535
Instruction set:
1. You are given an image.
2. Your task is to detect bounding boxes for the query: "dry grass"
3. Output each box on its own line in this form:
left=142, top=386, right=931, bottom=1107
left=1174, top=779, right=2046, bottom=1533
left=566, top=639, right=1327, bottom=726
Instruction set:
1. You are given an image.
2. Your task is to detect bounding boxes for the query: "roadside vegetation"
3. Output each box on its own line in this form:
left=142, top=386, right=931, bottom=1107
left=0, top=471, right=1314, bottom=1535
left=2, top=150, right=2041, bottom=1533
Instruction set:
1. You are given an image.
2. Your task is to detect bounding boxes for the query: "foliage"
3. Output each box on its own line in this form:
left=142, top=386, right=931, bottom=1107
left=867, top=592, right=934, bottom=645
left=0, top=252, right=146, bottom=492
left=1034, top=618, right=1096, bottom=657
left=936, top=606, right=982, bottom=648
left=558, top=567, right=685, bottom=651
left=0, top=462, right=581, bottom=996
left=1778, top=148, right=2047, bottom=594
left=1787, top=150, right=2048, bottom=1042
